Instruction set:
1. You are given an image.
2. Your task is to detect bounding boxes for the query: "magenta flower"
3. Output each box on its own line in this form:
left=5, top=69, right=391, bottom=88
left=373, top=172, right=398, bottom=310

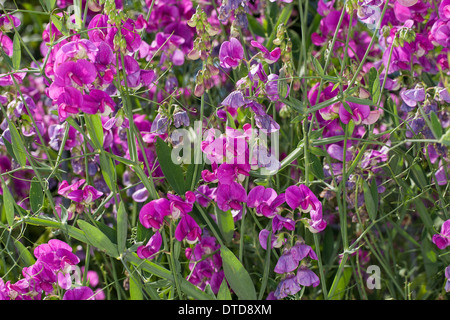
left=52, top=59, right=97, bottom=89
left=175, top=214, right=202, bottom=244
left=272, top=214, right=296, bottom=232
left=195, top=185, right=217, bottom=208
left=58, top=180, right=103, bottom=204
left=217, top=163, right=250, bottom=185
left=55, top=87, right=84, bottom=122
left=139, top=198, right=171, bottom=230
left=219, top=37, right=244, bottom=69
left=285, top=185, right=327, bottom=233
left=137, top=231, right=162, bottom=260
left=81, top=89, right=115, bottom=115
left=247, top=185, right=285, bottom=218
left=63, top=287, right=95, bottom=300
left=286, top=184, right=321, bottom=213
left=250, top=40, right=281, bottom=64
left=439, top=0, right=450, bottom=21
left=338, top=102, right=371, bottom=125
left=216, top=182, right=247, bottom=212
left=167, top=191, right=196, bottom=219
left=432, top=219, right=450, bottom=249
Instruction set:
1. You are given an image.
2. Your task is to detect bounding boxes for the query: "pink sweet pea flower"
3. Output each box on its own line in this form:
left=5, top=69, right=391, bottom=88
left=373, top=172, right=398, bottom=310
left=216, top=181, right=247, bottom=212
left=247, top=185, right=285, bottom=218
left=63, top=287, right=95, bottom=300
left=338, top=102, right=371, bottom=125
left=175, top=214, right=202, bottom=244
left=137, top=232, right=162, bottom=260
left=250, top=40, right=281, bottom=64
left=432, top=219, right=450, bottom=249
left=219, top=37, right=244, bottom=69
left=139, top=198, right=171, bottom=230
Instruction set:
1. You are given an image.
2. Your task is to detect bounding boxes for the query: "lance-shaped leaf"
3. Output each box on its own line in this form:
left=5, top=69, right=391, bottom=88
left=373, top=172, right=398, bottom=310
left=220, top=246, right=257, bottom=300
left=78, top=220, right=119, bottom=258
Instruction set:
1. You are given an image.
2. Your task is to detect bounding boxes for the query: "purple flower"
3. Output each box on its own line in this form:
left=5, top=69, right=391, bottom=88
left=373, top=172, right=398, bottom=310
left=445, top=266, right=450, bottom=292
left=401, top=87, right=426, bottom=107
left=216, top=182, right=247, bottom=212
left=290, top=243, right=318, bottom=262
left=250, top=40, right=281, bottom=64
left=274, top=274, right=301, bottom=299
left=139, top=198, right=171, bottom=230
left=175, top=214, right=202, bottom=244
left=247, top=185, right=285, bottom=218
left=63, top=287, right=95, bottom=300
left=259, top=229, right=286, bottom=250
left=137, top=232, right=162, bottom=260
left=432, top=219, right=450, bottom=249
left=219, top=38, right=244, bottom=69
left=195, top=185, right=217, bottom=207
left=173, top=110, right=190, bottom=128
left=272, top=214, right=296, bottom=232
left=274, top=249, right=300, bottom=274
left=296, top=266, right=320, bottom=287
left=221, top=90, right=250, bottom=110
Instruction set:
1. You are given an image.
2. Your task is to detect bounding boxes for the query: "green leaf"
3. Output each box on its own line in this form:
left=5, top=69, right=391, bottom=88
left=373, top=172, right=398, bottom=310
left=368, top=67, right=380, bottom=104
left=440, top=128, right=450, bottom=146
left=429, top=111, right=442, bottom=139
left=2, top=181, right=15, bottom=227
left=279, top=97, right=307, bottom=114
left=50, top=14, right=69, bottom=36
left=116, top=201, right=128, bottom=254
left=215, top=207, right=235, bottom=244
left=99, top=151, right=115, bottom=192
left=185, top=162, right=203, bottom=192
left=217, top=279, right=232, bottom=300
left=363, top=180, right=377, bottom=220
left=45, top=0, right=57, bottom=11
left=155, top=137, right=186, bottom=195
left=12, top=33, right=21, bottom=70
left=7, top=120, right=27, bottom=167
left=277, top=67, right=289, bottom=99
left=13, top=238, right=36, bottom=267
left=370, top=178, right=379, bottom=214
left=247, top=15, right=266, bottom=37
left=85, top=114, right=104, bottom=149
left=345, top=96, right=374, bottom=106
left=29, top=177, right=44, bottom=214
left=0, top=49, right=13, bottom=69
left=77, top=220, right=119, bottom=258
left=309, top=153, right=324, bottom=180
left=129, top=268, right=144, bottom=300
left=312, top=56, right=324, bottom=76
left=226, top=110, right=236, bottom=129
left=330, top=267, right=352, bottom=300
left=220, top=246, right=257, bottom=300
